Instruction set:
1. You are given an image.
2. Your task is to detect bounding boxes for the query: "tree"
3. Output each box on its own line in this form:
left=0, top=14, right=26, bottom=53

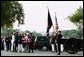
left=25, top=30, right=30, bottom=33
left=62, top=29, right=83, bottom=39
left=1, top=1, right=24, bottom=29
left=68, top=6, right=83, bottom=39
left=62, top=30, right=69, bottom=38
left=68, top=6, right=83, bottom=28
left=77, top=27, right=83, bottom=38
left=1, top=29, right=8, bottom=36
left=32, top=31, right=42, bottom=37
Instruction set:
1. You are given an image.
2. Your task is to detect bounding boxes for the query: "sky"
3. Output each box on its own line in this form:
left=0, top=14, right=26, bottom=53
left=13, top=1, right=83, bottom=33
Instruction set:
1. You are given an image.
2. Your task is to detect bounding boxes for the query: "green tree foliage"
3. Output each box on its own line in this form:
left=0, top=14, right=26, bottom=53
left=32, top=31, right=42, bottom=37
left=68, top=6, right=83, bottom=28
left=77, top=27, right=83, bottom=38
left=62, top=29, right=83, bottom=39
left=25, top=30, right=30, bottom=33
left=67, top=6, right=83, bottom=39
left=1, top=28, right=13, bottom=36
left=62, top=30, right=69, bottom=38
left=67, top=29, right=78, bottom=38
left=1, top=1, right=24, bottom=29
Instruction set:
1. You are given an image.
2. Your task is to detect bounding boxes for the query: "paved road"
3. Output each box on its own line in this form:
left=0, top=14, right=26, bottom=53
left=1, top=50, right=83, bottom=56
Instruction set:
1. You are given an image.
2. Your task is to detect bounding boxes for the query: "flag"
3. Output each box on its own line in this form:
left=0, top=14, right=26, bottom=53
left=55, top=13, right=59, bottom=32
left=46, top=9, right=52, bottom=36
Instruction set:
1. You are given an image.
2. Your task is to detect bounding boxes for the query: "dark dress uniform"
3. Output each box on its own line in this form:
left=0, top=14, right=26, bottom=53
left=51, top=37, right=55, bottom=44
left=28, top=38, right=34, bottom=53
left=5, top=36, right=11, bottom=51
left=57, top=33, right=63, bottom=55
left=18, top=35, right=22, bottom=44
left=14, top=33, right=19, bottom=52
left=53, top=36, right=57, bottom=52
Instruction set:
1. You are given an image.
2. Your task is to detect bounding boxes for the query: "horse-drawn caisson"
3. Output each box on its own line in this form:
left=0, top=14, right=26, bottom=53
left=35, top=36, right=83, bottom=54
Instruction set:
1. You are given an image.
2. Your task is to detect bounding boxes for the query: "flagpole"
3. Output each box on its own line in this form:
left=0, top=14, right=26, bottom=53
left=46, top=6, right=49, bottom=36
left=47, top=6, right=48, bottom=9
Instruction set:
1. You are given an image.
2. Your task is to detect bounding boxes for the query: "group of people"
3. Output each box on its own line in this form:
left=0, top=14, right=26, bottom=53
left=1, top=32, right=34, bottom=53
left=50, top=31, right=63, bottom=55
left=1, top=31, right=63, bottom=55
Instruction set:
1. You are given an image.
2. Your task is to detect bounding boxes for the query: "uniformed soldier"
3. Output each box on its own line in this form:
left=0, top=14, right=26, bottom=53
left=14, top=32, right=19, bottom=52
left=57, top=31, right=63, bottom=55
left=5, top=34, right=12, bottom=51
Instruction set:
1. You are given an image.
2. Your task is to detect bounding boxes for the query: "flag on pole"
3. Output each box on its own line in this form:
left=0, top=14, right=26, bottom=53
left=55, top=12, right=59, bottom=33
left=46, top=9, right=52, bottom=36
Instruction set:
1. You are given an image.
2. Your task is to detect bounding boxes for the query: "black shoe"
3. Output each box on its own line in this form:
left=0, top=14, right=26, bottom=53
left=28, top=51, right=30, bottom=53
left=55, top=50, right=57, bottom=52
left=15, top=50, right=17, bottom=52
left=57, top=54, right=60, bottom=55
left=6, top=50, right=7, bottom=51
left=23, top=51, right=25, bottom=53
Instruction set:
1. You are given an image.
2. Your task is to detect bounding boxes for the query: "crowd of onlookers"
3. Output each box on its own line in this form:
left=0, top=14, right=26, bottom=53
left=1, top=32, right=35, bottom=53
left=1, top=31, right=63, bottom=55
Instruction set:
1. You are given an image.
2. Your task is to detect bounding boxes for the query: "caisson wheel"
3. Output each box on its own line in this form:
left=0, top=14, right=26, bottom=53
left=42, top=46, right=48, bottom=51
left=64, top=38, right=79, bottom=54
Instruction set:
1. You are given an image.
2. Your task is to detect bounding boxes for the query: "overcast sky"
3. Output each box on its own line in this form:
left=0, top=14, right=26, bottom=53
left=13, top=1, right=83, bottom=33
